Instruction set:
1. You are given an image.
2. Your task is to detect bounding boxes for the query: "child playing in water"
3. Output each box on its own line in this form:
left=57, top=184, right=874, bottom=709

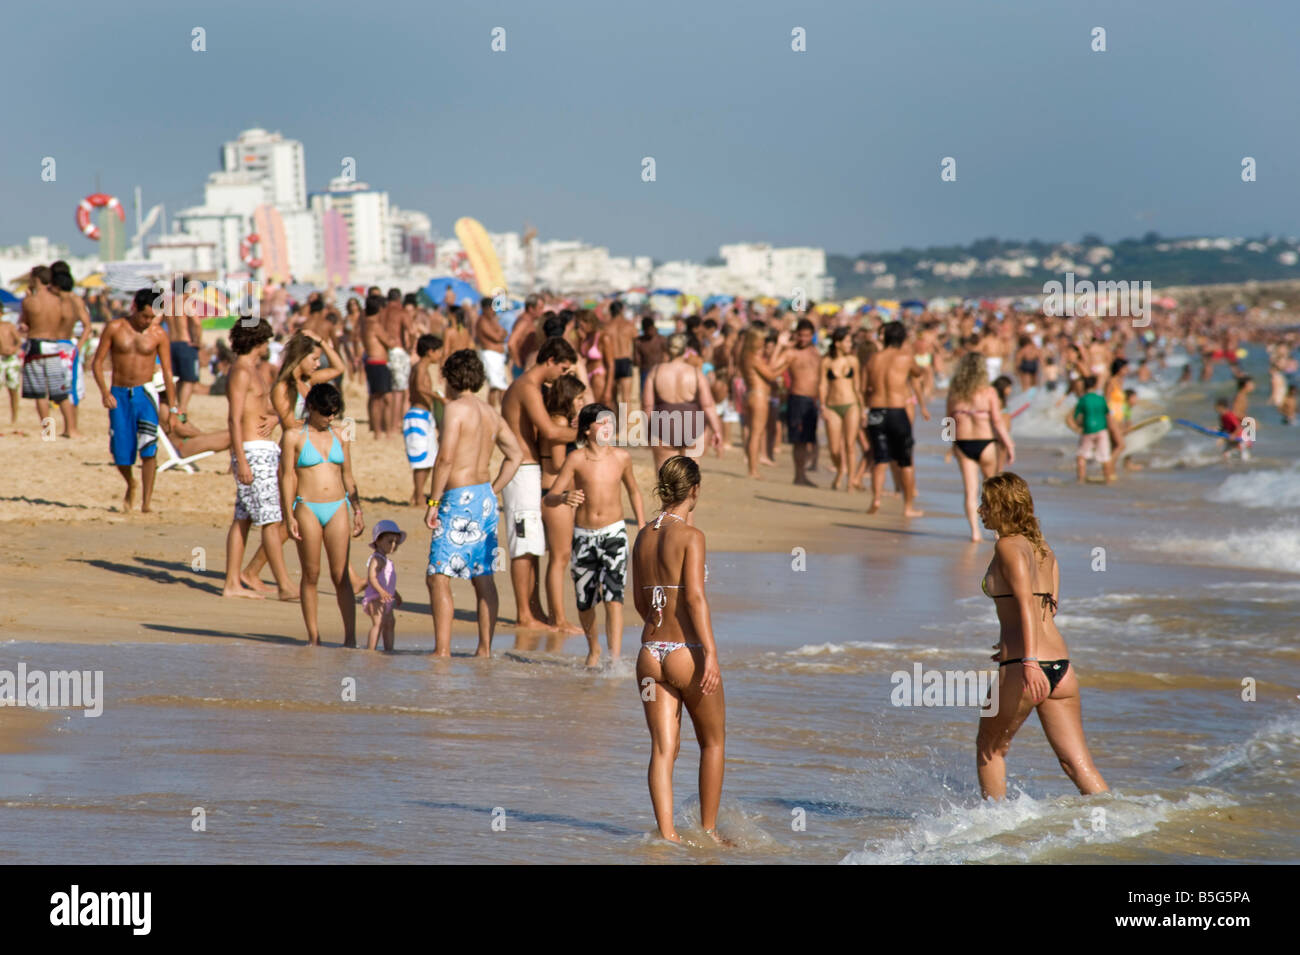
left=544, top=403, right=647, bottom=668
left=364, top=519, right=406, bottom=651
left=1215, top=398, right=1251, bottom=461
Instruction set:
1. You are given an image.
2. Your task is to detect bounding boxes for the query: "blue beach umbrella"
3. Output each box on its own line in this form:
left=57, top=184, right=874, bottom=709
left=424, top=277, right=480, bottom=306
left=650, top=287, right=682, bottom=297
left=0, top=288, right=21, bottom=305
left=703, top=294, right=733, bottom=309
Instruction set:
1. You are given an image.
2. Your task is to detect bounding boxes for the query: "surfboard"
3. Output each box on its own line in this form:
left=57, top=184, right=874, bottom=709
left=454, top=217, right=506, bottom=296
left=253, top=204, right=291, bottom=284
left=321, top=209, right=350, bottom=288
left=1173, top=417, right=1241, bottom=442
left=1121, top=414, right=1171, bottom=455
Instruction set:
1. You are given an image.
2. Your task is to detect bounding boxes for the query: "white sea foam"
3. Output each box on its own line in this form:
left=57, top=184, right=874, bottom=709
left=1137, top=521, right=1300, bottom=574
left=1193, top=715, right=1300, bottom=785
left=1206, top=465, right=1300, bottom=509
left=840, top=790, right=1234, bottom=864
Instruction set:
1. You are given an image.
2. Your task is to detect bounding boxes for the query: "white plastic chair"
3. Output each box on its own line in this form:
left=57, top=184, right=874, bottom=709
left=144, top=371, right=215, bottom=473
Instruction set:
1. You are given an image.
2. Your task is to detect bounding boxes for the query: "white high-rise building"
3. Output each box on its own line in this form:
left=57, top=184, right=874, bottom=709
left=310, top=178, right=391, bottom=274
left=221, top=128, right=307, bottom=210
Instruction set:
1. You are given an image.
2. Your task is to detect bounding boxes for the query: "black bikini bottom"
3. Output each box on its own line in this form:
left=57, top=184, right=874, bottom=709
left=955, top=438, right=994, bottom=461
left=1000, top=658, right=1069, bottom=692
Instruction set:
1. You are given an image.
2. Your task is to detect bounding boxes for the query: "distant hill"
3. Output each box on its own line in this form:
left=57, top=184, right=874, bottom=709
left=828, top=233, right=1300, bottom=299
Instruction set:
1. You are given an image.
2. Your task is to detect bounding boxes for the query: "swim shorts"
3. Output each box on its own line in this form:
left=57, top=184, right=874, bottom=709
left=501, top=463, right=545, bottom=558
left=614, top=356, right=634, bottom=380
left=786, top=393, right=819, bottom=445
left=1077, top=429, right=1112, bottom=463
left=0, top=353, right=19, bottom=392
left=21, top=339, right=70, bottom=402
left=570, top=520, right=628, bottom=611
left=428, top=482, right=499, bottom=579
left=233, top=440, right=284, bottom=526
left=365, top=359, right=392, bottom=396
left=58, top=339, right=84, bottom=405
left=170, top=340, right=201, bottom=383
left=479, top=349, right=510, bottom=391
left=403, top=406, right=437, bottom=469
left=388, top=347, right=412, bottom=391
left=866, top=407, right=914, bottom=467
left=108, top=385, right=159, bottom=466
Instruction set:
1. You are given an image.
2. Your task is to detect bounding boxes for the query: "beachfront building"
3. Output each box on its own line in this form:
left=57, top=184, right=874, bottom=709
left=389, top=207, right=433, bottom=268
left=720, top=243, right=834, bottom=300
left=220, top=128, right=307, bottom=212
left=0, top=236, right=98, bottom=287
left=172, top=171, right=265, bottom=275
left=309, top=178, right=391, bottom=278
left=145, top=235, right=219, bottom=278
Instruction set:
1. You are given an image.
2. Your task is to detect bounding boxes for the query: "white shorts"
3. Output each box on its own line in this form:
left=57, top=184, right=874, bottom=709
left=480, top=349, right=509, bottom=391
left=404, top=406, right=437, bottom=469
left=388, top=347, right=411, bottom=391
left=718, top=398, right=741, bottom=423
left=501, top=463, right=545, bottom=558
left=233, top=441, right=283, bottom=527
left=1077, top=429, right=1111, bottom=463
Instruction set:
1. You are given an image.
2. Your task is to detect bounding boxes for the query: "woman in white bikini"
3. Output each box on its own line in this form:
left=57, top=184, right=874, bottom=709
left=631, top=455, right=726, bottom=845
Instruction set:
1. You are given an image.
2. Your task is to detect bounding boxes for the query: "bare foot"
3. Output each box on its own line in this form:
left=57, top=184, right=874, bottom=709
left=63, top=430, right=84, bottom=439
left=703, top=827, right=734, bottom=848
left=760, top=457, right=777, bottom=467
left=903, top=507, right=925, bottom=517
left=970, top=532, right=983, bottom=542
left=659, top=830, right=682, bottom=844
left=584, top=652, right=601, bottom=668
left=867, top=499, right=882, bottom=514
left=240, top=572, right=274, bottom=593
left=342, top=638, right=357, bottom=648
left=793, top=476, right=817, bottom=487
left=141, top=503, right=153, bottom=513
left=277, top=589, right=300, bottom=602
left=515, top=616, right=554, bottom=632
left=474, top=646, right=492, bottom=658
left=222, top=585, right=266, bottom=599
left=123, top=481, right=136, bottom=512
left=747, top=470, right=762, bottom=479
left=554, top=619, right=585, bottom=635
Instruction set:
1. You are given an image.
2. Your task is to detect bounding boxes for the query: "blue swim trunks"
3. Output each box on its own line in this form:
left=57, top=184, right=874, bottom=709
left=427, top=482, right=499, bottom=579
left=108, top=385, right=159, bottom=466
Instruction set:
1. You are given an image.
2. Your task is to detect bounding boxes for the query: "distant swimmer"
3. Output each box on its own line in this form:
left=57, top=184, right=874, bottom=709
left=975, top=473, right=1108, bottom=800
left=946, top=353, right=1014, bottom=542
left=631, top=455, right=727, bottom=845
left=864, top=321, right=929, bottom=516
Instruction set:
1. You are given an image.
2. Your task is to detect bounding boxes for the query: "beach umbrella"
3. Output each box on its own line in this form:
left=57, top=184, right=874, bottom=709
left=424, top=276, right=479, bottom=306
left=77, top=273, right=106, bottom=289
left=0, top=288, right=20, bottom=305
left=900, top=299, right=926, bottom=310
left=703, top=294, right=733, bottom=309
left=650, top=287, right=682, bottom=297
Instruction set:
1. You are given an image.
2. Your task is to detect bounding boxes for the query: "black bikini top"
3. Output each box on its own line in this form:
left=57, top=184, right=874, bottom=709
left=981, top=575, right=1058, bottom=618
left=826, top=365, right=854, bottom=381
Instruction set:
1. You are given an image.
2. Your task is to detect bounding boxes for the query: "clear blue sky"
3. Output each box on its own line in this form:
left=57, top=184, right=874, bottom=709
left=5, top=0, right=1297, bottom=260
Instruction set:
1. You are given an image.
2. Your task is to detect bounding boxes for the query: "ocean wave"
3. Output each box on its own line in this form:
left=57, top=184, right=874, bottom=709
left=1192, top=715, right=1300, bottom=786
left=1206, top=465, right=1300, bottom=509
left=1137, top=521, right=1300, bottom=574
left=840, top=790, right=1234, bottom=864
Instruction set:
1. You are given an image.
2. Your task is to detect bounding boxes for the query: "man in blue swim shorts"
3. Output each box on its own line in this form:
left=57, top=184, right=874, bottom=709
left=424, top=349, right=524, bottom=657
left=91, top=288, right=180, bottom=513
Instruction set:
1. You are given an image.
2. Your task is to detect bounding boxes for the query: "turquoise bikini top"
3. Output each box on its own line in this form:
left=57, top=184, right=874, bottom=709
left=297, top=425, right=344, bottom=468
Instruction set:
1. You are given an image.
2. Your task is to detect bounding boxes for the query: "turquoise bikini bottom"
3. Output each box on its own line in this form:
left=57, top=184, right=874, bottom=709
left=294, top=496, right=350, bottom=526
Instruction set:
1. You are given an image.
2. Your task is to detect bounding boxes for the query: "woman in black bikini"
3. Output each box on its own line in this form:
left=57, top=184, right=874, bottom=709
left=976, top=473, right=1108, bottom=800
left=947, top=353, right=1015, bottom=542
left=631, top=455, right=726, bottom=845
left=819, top=327, right=862, bottom=491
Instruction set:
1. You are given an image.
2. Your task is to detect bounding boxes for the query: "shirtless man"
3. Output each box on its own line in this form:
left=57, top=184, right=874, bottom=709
left=507, top=294, right=543, bottom=376
left=19, top=266, right=78, bottom=437
left=384, top=289, right=414, bottom=426
left=470, top=297, right=507, bottom=407
left=1086, top=333, right=1113, bottom=391
left=89, top=289, right=179, bottom=511
left=0, top=314, right=21, bottom=423
left=785, top=319, right=823, bottom=486
left=361, top=295, right=398, bottom=438
left=405, top=334, right=444, bottom=505
left=607, top=300, right=638, bottom=411
left=50, top=265, right=94, bottom=433
left=500, top=335, right=579, bottom=630
left=165, top=275, right=203, bottom=417
left=864, top=321, right=930, bottom=516
left=220, top=318, right=297, bottom=599
left=424, top=349, right=524, bottom=657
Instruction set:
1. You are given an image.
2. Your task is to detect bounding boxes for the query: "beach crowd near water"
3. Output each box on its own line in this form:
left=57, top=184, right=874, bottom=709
left=3, top=265, right=1298, bottom=847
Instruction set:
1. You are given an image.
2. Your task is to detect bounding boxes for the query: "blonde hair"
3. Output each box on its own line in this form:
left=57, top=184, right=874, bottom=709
left=655, top=454, right=700, bottom=507
left=982, top=472, right=1047, bottom=556
left=949, top=351, right=989, bottom=405
left=666, top=333, right=688, bottom=359
left=741, top=327, right=765, bottom=357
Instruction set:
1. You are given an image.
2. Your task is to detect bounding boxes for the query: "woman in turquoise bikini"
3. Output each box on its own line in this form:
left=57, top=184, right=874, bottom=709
left=280, top=383, right=366, bottom=646
left=631, top=455, right=727, bottom=845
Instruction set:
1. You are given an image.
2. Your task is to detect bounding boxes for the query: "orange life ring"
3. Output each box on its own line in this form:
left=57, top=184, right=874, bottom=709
left=75, top=193, right=124, bottom=241
left=240, top=232, right=262, bottom=270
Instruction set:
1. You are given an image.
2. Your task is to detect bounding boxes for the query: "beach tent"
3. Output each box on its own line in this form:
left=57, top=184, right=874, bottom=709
left=424, top=276, right=479, bottom=306
left=0, top=288, right=21, bottom=305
